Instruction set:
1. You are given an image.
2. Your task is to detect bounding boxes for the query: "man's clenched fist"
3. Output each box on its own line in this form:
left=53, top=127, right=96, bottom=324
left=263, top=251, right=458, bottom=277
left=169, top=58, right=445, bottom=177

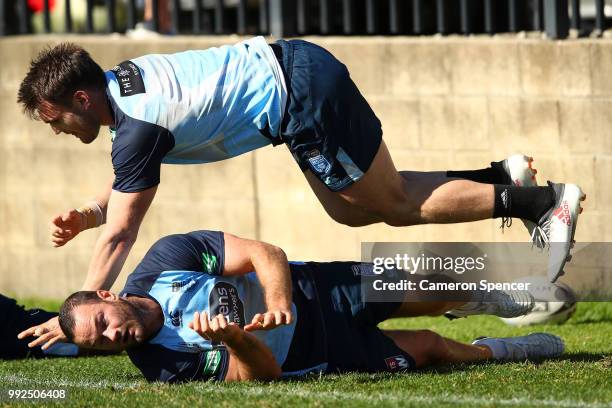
left=50, top=209, right=83, bottom=247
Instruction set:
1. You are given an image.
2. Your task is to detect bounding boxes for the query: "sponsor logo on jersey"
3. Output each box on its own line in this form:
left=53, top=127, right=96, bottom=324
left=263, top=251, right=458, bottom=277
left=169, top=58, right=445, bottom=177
left=171, top=279, right=196, bottom=292
left=209, top=282, right=245, bottom=327
left=202, top=252, right=218, bottom=275
left=110, top=61, right=146, bottom=97
left=306, top=149, right=332, bottom=175
left=384, top=355, right=411, bottom=371
left=202, top=350, right=222, bottom=376
left=169, top=309, right=183, bottom=327
left=553, top=200, right=572, bottom=226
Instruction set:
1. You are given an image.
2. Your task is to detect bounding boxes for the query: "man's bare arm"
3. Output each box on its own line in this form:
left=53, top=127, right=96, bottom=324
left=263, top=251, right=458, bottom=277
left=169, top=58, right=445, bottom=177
left=222, top=233, right=293, bottom=330
left=50, top=178, right=113, bottom=247
left=81, top=186, right=157, bottom=290
left=189, top=312, right=281, bottom=382
left=20, top=185, right=157, bottom=349
left=224, top=330, right=281, bottom=381
left=93, top=177, right=114, bottom=218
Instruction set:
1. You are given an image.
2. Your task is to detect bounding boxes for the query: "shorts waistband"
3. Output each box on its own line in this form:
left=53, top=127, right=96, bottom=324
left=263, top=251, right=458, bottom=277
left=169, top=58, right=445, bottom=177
left=269, top=40, right=294, bottom=84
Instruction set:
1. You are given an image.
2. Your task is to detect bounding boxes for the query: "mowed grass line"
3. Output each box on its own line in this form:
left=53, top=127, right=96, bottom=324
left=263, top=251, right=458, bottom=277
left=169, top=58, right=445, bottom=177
left=1, top=302, right=610, bottom=408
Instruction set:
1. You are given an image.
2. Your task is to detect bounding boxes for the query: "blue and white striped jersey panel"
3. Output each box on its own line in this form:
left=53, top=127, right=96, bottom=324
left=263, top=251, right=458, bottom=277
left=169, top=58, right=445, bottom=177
left=144, top=270, right=297, bottom=367
left=106, top=36, right=286, bottom=164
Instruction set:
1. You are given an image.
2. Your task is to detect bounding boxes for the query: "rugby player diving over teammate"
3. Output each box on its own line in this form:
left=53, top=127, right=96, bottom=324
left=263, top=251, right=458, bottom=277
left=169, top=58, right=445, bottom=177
left=56, top=230, right=563, bottom=383
left=17, top=37, right=584, bottom=351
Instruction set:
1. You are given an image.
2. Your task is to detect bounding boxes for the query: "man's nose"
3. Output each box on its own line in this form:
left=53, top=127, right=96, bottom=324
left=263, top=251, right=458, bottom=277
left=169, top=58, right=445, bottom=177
left=103, top=328, right=121, bottom=342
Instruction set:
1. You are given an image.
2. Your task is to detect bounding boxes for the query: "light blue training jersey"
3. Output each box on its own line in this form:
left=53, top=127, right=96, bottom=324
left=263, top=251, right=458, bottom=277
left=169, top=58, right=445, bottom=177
left=105, top=36, right=286, bottom=192
left=120, top=231, right=297, bottom=383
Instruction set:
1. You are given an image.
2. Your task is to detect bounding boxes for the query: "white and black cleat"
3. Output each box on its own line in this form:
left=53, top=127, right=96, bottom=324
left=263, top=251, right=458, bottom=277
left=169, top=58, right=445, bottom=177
left=534, top=181, right=585, bottom=282
left=445, top=289, right=534, bottom=319
left=472, top=333, right=564, bottom=361
left=500, top=154, right=541, bottom=243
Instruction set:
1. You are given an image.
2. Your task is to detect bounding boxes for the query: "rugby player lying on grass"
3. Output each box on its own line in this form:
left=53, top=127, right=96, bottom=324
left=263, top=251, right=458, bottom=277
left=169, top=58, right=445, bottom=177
left=54, top=230, right=564, bottom=382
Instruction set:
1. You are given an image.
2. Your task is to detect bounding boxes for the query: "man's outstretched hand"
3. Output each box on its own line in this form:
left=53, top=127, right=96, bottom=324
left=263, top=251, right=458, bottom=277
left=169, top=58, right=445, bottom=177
left=189, top=311, right=243, bottom=343
left=51, top=209, right=83, bottom=247
left=17, top=316, right=68, bottom=350
left=244, top=309, right=292, bottom=332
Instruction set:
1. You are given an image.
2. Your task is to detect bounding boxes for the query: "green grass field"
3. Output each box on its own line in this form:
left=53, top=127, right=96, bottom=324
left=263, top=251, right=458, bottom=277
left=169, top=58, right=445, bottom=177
left=1, top=300, right=611, bottom=407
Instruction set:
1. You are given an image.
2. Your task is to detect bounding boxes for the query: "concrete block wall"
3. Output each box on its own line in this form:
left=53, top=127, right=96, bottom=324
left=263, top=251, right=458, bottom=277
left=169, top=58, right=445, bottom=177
left=0, top=35, right=610, bottom=298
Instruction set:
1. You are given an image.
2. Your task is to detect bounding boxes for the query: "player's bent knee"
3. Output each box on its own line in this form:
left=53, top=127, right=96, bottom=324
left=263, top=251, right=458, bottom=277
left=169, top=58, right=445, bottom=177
left=379, top=206, right=423, bottom=227
left=383, top=215, right=419, bottom=227
left=336, top=215, right=372, bottom=227
left=321, top=203, right=378, bottom=227
left=327, top=212, right=372, bottom=227
left=364, top=191, right=422, bottom=227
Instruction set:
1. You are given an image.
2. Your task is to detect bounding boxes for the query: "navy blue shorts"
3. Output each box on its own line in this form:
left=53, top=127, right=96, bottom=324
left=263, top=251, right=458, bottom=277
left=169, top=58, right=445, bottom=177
left=283, top=263, right=415, bottom=375
left=0, top=294, right=57, bottom=359
left=272, top=40, right=383, bottom=192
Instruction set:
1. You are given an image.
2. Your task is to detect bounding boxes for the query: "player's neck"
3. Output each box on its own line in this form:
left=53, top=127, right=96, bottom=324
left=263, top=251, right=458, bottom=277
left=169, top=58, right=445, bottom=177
left=90, top=89, right=115, bottom=127
left=129, top=296, right=164, bottom=337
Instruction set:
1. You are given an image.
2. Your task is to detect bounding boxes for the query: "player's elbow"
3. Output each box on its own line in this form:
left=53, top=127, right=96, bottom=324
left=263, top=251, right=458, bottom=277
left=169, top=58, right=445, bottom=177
left=228, top=366, right=282, bottom=383
left=250, top=364, right=281, bottom=382
left=265, top=243, right=288, bottom=263
left=102, top=225, right=139, bottom=248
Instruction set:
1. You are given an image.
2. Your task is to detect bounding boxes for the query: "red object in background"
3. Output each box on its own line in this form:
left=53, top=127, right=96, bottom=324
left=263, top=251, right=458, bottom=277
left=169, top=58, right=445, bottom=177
left=28, top=0, right=57, bottom=13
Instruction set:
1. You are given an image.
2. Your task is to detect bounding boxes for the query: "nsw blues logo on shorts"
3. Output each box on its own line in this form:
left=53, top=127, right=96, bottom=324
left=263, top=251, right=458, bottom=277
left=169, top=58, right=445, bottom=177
left=306, top=150, right=332, bottom=175
left=384, top=355, right=411, bottom=371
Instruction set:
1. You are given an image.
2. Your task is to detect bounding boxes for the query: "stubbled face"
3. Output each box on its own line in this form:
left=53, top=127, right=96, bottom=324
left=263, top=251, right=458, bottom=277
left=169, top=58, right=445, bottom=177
left=70, top=299, right=147, bottom=352
left=37, top=98, right=101, bottom=144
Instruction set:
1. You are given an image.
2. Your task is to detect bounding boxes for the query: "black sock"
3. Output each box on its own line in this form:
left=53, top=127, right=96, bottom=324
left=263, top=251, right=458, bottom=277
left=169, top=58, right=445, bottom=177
left=446, top=160, right=511, bottom=185
left=493, top=185, right=556, bottom=223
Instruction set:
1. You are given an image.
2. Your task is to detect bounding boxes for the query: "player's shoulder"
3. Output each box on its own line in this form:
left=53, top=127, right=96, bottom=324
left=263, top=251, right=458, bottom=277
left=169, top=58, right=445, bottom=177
left=126, top=230, right=225, bottom=279
left=105, top=87, right=164, bottom=133
left=104, top=65, right=170, bottom=136
left=150, top=230, right=223, bottom=252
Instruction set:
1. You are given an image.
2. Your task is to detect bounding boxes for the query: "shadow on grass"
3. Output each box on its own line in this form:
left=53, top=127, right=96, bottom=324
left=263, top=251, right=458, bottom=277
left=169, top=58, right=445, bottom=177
left=571, top=316, right=612, bottom=324
left=279, top=352, right=612, bottom=384
left=562, top=352, right=612, bottom=365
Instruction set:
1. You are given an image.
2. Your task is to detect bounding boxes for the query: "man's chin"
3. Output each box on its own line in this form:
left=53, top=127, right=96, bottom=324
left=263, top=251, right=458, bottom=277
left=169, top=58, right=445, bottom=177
left=80, top=135, right=97, bottom=144
left=133, top=331, right=146, bottom=345
left=79, top=128, right=100, bottom=144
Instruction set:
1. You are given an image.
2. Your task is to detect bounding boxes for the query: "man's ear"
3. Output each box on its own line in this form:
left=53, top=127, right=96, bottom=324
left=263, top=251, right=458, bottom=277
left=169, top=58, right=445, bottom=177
left=96, top=290, right=118, bottom=301
left=73, top=90, right=91, bottom=110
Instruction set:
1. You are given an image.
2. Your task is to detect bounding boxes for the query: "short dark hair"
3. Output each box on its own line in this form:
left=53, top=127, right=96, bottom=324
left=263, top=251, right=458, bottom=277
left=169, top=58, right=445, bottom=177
left=58, top=291, right=103, bottom=342
left=17, top=43, right=106, bottom=119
